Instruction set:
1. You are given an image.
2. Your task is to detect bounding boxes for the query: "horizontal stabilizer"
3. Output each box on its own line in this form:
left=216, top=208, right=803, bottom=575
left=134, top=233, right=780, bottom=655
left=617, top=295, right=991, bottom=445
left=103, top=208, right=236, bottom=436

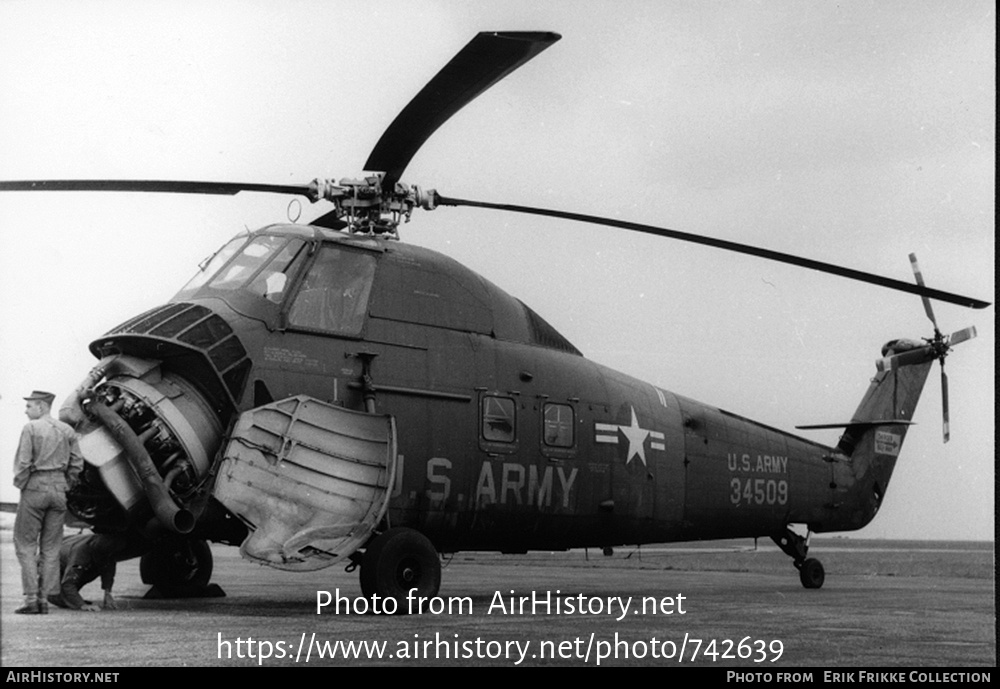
left=796, top=420, right=916, bottom=430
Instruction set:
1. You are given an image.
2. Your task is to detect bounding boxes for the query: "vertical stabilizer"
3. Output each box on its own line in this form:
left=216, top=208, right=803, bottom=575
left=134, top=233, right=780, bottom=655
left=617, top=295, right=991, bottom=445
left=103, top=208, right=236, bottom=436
left=835, top=339, right=935, bottom=524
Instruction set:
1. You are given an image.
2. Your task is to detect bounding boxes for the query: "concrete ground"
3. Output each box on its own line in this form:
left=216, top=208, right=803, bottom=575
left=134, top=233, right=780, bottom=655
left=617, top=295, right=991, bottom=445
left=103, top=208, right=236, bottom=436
left=0, top=528, right=994, bottom=667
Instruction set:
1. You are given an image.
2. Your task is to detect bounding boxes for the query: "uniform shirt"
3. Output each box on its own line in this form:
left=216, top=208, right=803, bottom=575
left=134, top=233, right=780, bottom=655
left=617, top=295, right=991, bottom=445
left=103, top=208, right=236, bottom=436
left=13, top=416, right=83, bottom=490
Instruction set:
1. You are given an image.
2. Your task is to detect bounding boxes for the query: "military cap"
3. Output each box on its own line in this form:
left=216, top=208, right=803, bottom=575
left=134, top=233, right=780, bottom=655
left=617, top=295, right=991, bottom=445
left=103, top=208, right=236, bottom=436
left=24, top=390, right=56, bottom=405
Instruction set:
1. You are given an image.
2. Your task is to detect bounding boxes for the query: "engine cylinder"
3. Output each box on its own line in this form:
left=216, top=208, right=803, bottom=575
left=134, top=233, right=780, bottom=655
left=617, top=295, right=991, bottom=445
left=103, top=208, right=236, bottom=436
left=72, top=357, right=223, bottom=531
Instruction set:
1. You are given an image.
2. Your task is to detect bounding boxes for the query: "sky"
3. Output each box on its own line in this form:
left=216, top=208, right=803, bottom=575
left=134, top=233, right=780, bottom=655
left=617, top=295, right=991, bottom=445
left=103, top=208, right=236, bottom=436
left=0, top=0, right=994, bottom=540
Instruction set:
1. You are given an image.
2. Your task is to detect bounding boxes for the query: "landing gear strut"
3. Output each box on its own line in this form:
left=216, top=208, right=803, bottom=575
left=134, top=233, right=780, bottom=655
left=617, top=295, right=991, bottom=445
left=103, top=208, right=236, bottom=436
left=772, top=527, right=825, bottom=589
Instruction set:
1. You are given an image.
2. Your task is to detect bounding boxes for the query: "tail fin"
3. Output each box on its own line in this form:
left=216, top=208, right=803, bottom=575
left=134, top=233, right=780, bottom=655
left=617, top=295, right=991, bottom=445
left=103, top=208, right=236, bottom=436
left=796, top=254, right=983, bottom=532
left=836, top=339, right=935, bottom=520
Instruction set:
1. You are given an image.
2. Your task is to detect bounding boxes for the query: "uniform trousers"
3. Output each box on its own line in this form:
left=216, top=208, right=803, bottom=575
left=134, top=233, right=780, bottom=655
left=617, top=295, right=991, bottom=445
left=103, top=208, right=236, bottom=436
left=14, top=473, right=68, bottom=603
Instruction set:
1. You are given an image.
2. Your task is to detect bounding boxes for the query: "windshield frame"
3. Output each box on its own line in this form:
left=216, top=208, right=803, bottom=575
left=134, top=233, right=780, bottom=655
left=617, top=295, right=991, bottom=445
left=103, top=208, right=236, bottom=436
left=171, top=232, right=311, bottom=327
left=174, top=234, right=251, bottom=300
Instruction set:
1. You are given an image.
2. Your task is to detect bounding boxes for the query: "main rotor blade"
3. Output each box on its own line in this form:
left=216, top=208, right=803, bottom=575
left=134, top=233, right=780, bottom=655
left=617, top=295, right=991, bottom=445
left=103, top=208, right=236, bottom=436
left=365, top=31, right=561, bottom=189
left=0, top=179, right=314, bottom=196
left=438, top=196, right=991, bottom=310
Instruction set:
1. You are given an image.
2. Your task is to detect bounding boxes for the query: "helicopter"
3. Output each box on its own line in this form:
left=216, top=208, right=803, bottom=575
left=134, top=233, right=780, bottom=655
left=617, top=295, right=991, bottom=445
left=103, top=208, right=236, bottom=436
left=0, top=31, right=988, bottom=606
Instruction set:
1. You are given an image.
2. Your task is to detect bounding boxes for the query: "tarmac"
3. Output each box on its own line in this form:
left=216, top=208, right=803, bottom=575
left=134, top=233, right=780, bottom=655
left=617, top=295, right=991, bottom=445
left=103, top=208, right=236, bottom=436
left=0, top=528, right=994, bottom=668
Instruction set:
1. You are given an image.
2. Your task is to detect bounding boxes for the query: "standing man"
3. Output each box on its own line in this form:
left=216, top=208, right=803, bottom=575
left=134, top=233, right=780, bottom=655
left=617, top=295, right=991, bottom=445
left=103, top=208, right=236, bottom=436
left=13, top=390, right=83, bottom=614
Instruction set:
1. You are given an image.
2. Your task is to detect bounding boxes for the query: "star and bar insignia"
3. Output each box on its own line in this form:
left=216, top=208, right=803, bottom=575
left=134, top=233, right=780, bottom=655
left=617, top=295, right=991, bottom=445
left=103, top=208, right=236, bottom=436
left=595, top=406, right=665, bottom=466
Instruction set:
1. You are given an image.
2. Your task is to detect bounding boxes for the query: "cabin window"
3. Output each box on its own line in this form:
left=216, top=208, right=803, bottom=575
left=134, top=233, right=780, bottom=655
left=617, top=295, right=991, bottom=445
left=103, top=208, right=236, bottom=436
left=543, top=403, right=574, bottom=448
left=482, top=395, right=516, bottom=443
left=286, top=246, right=376, bottom=336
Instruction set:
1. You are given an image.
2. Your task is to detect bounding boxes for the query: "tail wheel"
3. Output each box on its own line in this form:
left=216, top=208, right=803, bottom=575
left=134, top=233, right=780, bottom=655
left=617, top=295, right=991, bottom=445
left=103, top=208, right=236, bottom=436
left=140, top=539, right=213, bottom=589
left=798, top=557, right=825, bottom=589
left=359, top=527, right=440, bottom=613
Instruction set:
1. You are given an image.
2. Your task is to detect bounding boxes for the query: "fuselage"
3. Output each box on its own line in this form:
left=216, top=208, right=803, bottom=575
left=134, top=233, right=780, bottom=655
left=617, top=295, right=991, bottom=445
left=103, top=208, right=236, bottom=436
left=79, top=224, right=894, bottom=554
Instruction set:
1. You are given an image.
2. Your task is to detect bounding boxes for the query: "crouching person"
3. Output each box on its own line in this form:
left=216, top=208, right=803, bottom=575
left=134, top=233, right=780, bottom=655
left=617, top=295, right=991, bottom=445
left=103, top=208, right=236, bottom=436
left=49, top=532, right=143, bottom=611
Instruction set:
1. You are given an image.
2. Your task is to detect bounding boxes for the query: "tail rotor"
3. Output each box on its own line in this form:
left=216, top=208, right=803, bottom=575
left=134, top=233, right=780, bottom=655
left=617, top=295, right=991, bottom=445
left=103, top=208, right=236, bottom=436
left=875, top=254, right=977, bottom=443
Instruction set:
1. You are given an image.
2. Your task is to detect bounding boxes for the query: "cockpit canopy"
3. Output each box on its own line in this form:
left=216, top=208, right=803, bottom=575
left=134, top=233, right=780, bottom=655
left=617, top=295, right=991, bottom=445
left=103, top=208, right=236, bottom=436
left=173, top=224, right=580, bottom=354
left=174, top=227, right=375, bottom=337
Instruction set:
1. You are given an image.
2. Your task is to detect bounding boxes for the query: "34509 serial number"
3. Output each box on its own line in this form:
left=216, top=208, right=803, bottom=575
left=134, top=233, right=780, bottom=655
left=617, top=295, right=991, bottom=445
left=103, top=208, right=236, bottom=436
left=729, top=478, right=788, bottom=506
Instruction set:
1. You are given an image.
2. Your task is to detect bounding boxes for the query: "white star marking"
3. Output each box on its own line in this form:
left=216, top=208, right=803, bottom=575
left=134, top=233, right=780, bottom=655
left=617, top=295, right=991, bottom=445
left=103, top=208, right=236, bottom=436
left=619, top=407, right=651, bottom=466
left=594, top=405, right=666, bottom=467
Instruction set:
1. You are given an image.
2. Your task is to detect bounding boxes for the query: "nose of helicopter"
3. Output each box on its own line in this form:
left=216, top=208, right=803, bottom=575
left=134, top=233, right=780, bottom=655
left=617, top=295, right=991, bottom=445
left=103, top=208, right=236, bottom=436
left=61, top=300, right=247, bottom=534
left=88, top=301, right=253, bottom=414
left=62, top=356, right=223, bottom=534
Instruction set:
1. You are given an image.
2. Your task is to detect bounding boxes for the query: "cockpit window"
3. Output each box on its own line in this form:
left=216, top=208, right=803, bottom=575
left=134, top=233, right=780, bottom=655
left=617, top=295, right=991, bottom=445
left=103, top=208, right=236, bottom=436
left=208, top=235, right=289, bottom=291
left=246, top=239, right=307, bottom=303
left=286, top=246, right=376, bottom=336
left=173, top=234, right=309, bottom=311
left=175, top=235, right=249, bottom=298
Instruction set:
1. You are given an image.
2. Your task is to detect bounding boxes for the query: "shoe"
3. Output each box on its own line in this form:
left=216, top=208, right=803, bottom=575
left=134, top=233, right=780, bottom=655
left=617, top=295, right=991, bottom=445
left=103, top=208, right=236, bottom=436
left=47, top=594, right=70, bottom=609
left=38, top=601, right=49, bottom=614
left=14, top=601, right=42, bottom=615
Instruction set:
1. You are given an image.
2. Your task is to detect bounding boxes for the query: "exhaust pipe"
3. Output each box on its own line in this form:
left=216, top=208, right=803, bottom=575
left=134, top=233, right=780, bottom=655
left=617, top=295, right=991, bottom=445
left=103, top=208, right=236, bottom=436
left=88, top=400, right=195, bottom=534
left=59, top=361, right=111, bottom=427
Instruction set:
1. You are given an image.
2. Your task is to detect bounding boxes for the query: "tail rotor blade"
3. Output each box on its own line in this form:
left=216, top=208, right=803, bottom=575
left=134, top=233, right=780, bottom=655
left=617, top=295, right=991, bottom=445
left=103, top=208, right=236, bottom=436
left=875, top=345, right=935, bottom=372
left=948, top=325, right=977, bottom=347
left=909, top=253, right=941, bottom=334
left=940, top=363, right=950, bottom=443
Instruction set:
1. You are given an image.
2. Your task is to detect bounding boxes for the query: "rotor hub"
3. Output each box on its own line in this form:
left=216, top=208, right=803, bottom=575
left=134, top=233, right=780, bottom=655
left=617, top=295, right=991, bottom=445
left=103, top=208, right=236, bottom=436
left=306, top=176, right=439, bottom=237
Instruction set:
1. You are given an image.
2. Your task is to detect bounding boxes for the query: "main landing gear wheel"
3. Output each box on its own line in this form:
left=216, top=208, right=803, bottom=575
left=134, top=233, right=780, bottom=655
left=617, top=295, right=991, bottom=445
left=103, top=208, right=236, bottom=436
left=797, top=557, right=825, bottom=589
left=359, top=527, right=441, bottom=613
left=140, top=539, right=223, bottom=598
